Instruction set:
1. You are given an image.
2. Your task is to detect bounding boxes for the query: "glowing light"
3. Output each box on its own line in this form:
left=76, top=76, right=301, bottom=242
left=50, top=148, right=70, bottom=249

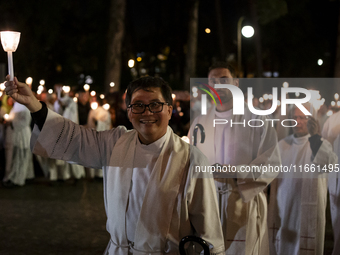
left=90, top=91, right=96, bottom=97
left=157, top=54, right=166, bottom=61
left=37, top=90, right=42, bottom=95
left=100, top=94, right=105, bottom=99
left=317, top=59, right=323, bottom=66
left=259, top=97, right=264, bottom=103
left=91, top=102, right=98, bottom=110
left=327, top=110, right=333, bottom=116
left=48, top=89, right=53, bottom=94
left=205, top=28, right=211, bottom=34
left=241, top=26, right=254, bottom=38
left=39, top=79, right=45, bottom=86
left=193, top=92, right=198, bottom=98
left=277, top=100, right=281, bottom=106
left=283, top=82, right=289, bottom=88
left=0, top=83, right=5, bottom=91
left=268, top=94, right=273, bottom=100
left=331, top=101, right=336, bottom=106
left=0, top=31, right=20, bottom=52
left=4, top=114, right=9, bottom=120
left=0, top=92, right=2, bottom=97
left=308, top=89, right=323, bottom=111
left=0, top=31, right=21, bottom=81
left=25, top=77, right=33, bottom=86
left=172, top=94, right=176, bottom=100
left=192, top=87, right=198, bottom=93
left=337, top=101, right=340, bottom=107
left=103, top=103, right=110, bottom=110
left=62, top=86, right=70, bottom=93
left=263, top=94, right=268, bottom=100
left=128, top=59, right=135, bottom=68
left=181, top=136, right=190, bottom=144
left=73, top=97, right=78, bottom=102
left=110, top=82, right=115, bottom=87
left=335, top=93, right=339, bottom=100
left=179, top=112, right=184, bottom=117
left=38, top=85, right=44, bottom=92
left=295, top=92, right=300, bottom=97
left=83, top=84, right=90, bottom=91
left=137, top=57, right=142, bottom=62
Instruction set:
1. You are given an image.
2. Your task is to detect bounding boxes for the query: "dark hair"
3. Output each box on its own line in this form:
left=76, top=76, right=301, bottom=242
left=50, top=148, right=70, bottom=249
left=208, top=61, right=236, bottom=77
left=125, top=76, right=173, bottom=107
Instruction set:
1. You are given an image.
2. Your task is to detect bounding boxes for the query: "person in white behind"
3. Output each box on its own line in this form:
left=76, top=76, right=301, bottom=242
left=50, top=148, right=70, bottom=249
left=268, top=106, right=337, bottom=255
left=3, top=101, right=34, bottom=186
left=322, top=110, right=340, bottom=255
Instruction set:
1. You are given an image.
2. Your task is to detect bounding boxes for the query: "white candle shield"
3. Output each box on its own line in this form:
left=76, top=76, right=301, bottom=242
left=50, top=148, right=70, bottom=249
left=0, top=31, right=21, bottom=81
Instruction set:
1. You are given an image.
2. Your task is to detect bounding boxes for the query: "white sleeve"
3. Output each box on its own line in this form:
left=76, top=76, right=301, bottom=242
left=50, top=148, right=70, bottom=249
left=30, top=108, right=126, bottom=169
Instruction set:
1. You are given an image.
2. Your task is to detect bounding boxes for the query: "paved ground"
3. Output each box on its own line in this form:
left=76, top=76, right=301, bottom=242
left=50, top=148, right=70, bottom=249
left=0, top=175, right=336, bottom=255
left=0, top=178, right=109, bottom=255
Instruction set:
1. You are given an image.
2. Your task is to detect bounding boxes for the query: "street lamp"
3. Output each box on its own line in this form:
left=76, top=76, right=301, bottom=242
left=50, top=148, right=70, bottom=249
left=241, top=26, right=255, bottom=38
left=237, top=17, right=254, bottom=77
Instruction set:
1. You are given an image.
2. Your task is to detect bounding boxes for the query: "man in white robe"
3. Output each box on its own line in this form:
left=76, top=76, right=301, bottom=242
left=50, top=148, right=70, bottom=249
left=322, top=110, right=340, bottom=255
left=5, top=76, right=225, bottom=254
left=54, top=92, right=85, bottom=181
left=268, top=107, right=337, bottom=255
left=188, top=62, right=281, bottom=255
left=35, top=92, right=58, bottom=180
left=3, top=101, right=34, bottom=186
left=87, top=100, right=112, bottom=178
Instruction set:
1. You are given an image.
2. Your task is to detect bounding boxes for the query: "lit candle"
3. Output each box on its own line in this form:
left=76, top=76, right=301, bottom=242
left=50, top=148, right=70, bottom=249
left=0, top=31, right=21, bottom=81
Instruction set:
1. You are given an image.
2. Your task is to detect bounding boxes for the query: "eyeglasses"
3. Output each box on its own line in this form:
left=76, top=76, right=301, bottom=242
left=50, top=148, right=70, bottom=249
left=128, top=102, right=169, bottom=114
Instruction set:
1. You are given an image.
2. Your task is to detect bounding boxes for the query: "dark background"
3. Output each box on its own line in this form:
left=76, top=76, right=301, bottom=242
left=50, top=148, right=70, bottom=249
left=0, top=0, right=338, bottom=94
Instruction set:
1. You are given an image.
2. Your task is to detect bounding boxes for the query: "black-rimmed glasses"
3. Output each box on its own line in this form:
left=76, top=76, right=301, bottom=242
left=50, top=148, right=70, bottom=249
left=128, top=102, right=169, bottom=114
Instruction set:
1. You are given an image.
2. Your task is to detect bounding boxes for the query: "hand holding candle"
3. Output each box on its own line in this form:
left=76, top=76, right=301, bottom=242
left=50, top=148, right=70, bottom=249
left=0, top=31, right=21, bottom=81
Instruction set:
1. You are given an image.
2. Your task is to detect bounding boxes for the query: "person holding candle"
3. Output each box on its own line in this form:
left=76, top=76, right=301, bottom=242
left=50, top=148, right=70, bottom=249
left=4, top=75, right=225, bottom=254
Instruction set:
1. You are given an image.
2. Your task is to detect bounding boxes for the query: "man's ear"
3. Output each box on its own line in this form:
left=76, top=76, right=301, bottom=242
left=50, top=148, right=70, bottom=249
left=168, top=105, right=173, bottom=120
left=127, top=108, right=132, bottom=122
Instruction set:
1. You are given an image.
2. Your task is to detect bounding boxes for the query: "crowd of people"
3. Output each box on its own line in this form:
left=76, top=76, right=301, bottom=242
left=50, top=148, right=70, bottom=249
left=0, top=85, right=134, bottom=185
left=1, top=62, right=340, bottom=254
left=0, top=83, right=194, bottom=186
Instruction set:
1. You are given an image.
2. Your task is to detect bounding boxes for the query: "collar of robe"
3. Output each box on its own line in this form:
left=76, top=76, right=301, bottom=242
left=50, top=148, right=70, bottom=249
left=105, top=126, right=190, bottom=253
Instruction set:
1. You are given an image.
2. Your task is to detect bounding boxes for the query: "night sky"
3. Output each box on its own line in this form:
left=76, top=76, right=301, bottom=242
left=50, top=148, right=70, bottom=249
left=0, top=0, right=338, bottom=96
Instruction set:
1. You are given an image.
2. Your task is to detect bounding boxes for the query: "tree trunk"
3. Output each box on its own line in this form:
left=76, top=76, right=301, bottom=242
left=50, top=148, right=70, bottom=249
left=184, top=0, right=199, bottom=90
left=248, top=0, right=263, bottom=78
left=334, top=5, right=340, bottom=78
left=215, top=0, right=226, bottom=60
left=105, top=0, right=126, bottom=92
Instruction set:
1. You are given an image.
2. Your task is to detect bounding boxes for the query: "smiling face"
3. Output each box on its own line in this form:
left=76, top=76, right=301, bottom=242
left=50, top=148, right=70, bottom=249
left=128, top=87, right=172, bottom=144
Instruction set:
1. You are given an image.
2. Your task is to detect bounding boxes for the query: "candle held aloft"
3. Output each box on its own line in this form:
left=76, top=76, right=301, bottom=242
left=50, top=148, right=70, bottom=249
left=0, top=31, right=21, bottom=81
